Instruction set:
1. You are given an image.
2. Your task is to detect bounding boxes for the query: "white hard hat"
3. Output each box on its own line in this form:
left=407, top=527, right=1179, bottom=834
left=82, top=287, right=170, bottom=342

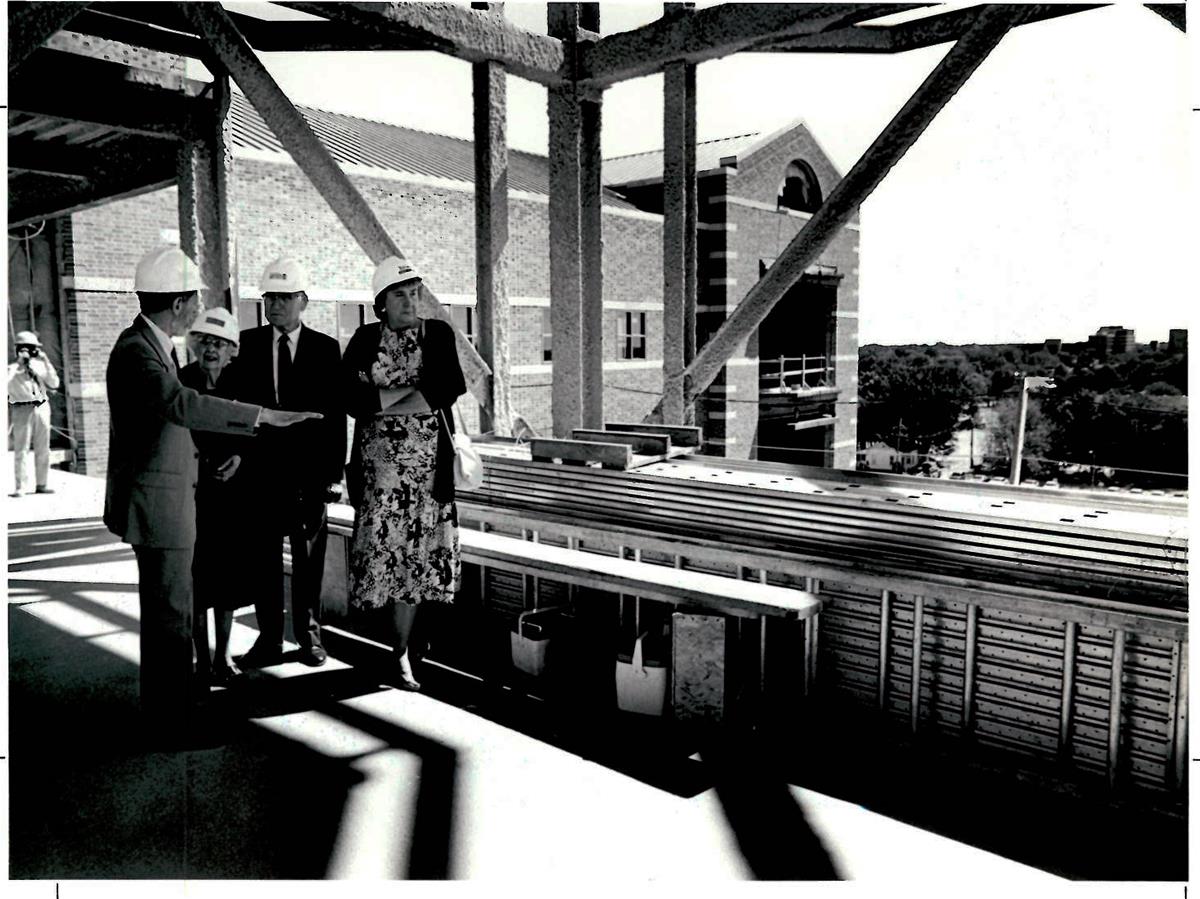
left=371, top=256, right=423, bottom=299
left=260, top=256, right=309, bottom=294
left=13, top=330, right=42, bottom=347
left=134, top=245, right=205, bottom=294
left=189, top=307, right=240, bottom=347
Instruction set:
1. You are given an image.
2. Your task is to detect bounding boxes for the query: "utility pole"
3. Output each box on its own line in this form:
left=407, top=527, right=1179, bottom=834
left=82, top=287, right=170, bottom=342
left=1010, top=375, right=1055, bottom=485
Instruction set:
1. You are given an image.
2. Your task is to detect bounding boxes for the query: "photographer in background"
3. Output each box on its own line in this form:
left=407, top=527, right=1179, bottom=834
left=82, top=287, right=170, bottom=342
left=8, top=330, right=60, bottom=497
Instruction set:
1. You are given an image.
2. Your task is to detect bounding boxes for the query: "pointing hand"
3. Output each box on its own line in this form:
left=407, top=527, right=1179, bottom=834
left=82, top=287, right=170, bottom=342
left=259, top=408, right=323, bottom=428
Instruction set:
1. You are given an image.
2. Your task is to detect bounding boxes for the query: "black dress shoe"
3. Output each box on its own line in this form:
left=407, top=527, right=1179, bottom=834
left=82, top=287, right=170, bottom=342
left=298, top=644, right=328, bottom=667
left=240, top=642, right=283, bottom=668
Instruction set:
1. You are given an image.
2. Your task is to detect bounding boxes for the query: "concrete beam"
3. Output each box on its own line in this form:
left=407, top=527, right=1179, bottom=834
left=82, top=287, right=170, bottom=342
left=580, top=3, right=913, bottom=87
left=683, top=62, right=698, bottom=376
left=764, top=4, right=1101, bottom=53
left=279, top=1, right=569, bottom=85
left=547, top=4, right=586, bottom=437
left=8, top=48, right=208, bottom=140
left=1145, top=3, right=1185, bottom=32
left=645, top=4, right=1028, bottom=421
left=8, top=138, right=177, bottom=228
left=8, top=1, right=90, bottom=73
left=184, top=1, right=493, bottom=409
left=472, top=1, right=514, bottom=436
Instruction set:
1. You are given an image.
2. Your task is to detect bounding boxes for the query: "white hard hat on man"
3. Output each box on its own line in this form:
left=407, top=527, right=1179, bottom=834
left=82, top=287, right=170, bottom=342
left=260, top=257, right=309, bottom=294
left=134, top=245, right=205, bottom=294
left=13, top=331, right=42, bottom=348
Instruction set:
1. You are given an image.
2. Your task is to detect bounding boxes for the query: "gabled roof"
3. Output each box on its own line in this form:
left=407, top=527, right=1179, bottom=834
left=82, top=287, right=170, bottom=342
left=602, top=132, right=763, bottom=186
left=602, top=119, right=838, bottom=189
left=229, top=91, right=637, bottom=209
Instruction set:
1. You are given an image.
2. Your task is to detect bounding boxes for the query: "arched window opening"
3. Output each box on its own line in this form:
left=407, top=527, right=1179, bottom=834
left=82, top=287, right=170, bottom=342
left=777, top=160, right=822, bottom=214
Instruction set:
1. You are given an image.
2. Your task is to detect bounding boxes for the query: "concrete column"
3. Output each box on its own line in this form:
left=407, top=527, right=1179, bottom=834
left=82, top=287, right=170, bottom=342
left=547, top=4, right=584, bottom=436
left=580, top=94, right=604, bottom=429
left=175, top=75, right=233, bottom=311
left=661, top=59, right=689, bottom=425
left=472, top=2, right=513, bottom=436
left=683, top=62, right=698, bottom=375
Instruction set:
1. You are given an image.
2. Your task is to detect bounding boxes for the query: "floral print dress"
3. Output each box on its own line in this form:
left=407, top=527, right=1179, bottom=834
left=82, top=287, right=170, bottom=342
left=349, top=323, right=460, bottom=610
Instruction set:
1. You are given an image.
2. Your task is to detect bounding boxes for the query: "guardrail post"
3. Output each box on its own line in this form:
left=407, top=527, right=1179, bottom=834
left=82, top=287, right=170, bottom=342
left=878, top=589, right=891, bottom=710
left=1107, top=628, right=1126, bottom=788
left=963, top=603, right=978, bottom=734
left=1058, top=620, right=1077, bottom=758
left=911, top=596, right=925, bottom=733
left=1169, top=639, right=1188, bottom=790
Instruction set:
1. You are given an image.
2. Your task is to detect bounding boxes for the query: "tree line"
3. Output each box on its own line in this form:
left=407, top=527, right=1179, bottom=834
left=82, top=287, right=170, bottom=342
left=858, top=340, right=1187, bottom=487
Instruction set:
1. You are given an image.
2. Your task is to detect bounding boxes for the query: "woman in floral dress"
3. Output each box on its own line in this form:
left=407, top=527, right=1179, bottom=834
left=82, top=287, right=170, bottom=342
left=342, top=257, right=467, bottom=690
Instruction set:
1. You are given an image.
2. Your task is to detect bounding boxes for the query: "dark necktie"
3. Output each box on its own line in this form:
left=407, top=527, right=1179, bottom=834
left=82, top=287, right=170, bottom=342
left=170, top=347, right=181, bottom=375
left=277, top=332, right=292, bottom=407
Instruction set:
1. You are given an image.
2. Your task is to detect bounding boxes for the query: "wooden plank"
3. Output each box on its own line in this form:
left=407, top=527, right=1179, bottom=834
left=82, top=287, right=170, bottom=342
left=573, top=429, right=669, bottom=455
left=605, top=422, right=702, bottom=447
left=1059, top=620, right=1077, bottom=754
left=530, top=438, right=631, bottom=470
left=461, top=528, right=821, bottom=620
left=1108, top=628, right=1126, bottom=788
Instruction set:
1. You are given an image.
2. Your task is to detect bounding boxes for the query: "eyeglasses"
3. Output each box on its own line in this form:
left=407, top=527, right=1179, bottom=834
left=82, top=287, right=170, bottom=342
left=194, top=335, right=234, bottom=348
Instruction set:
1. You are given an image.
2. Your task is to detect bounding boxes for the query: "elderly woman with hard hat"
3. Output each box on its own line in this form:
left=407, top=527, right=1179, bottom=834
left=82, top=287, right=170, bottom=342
left=342, top=257, right=467, bottom=691
left=180, top=307, right=249, bottom=686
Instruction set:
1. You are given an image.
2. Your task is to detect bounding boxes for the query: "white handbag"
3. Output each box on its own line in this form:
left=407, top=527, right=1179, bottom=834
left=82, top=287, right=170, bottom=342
left=439, top=406, right=483, bottom=491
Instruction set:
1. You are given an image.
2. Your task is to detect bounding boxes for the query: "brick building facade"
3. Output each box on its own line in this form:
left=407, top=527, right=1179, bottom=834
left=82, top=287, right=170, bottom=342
left=42, top=96, right=858, bottom=475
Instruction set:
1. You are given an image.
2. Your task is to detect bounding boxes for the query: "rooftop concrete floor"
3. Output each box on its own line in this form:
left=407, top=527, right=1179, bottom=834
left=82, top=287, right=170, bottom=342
left=2, top=462, right=1180, bottom=895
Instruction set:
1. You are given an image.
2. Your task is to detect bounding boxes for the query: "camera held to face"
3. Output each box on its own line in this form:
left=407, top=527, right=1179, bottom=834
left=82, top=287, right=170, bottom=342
left=16, top=346, right=39, bottom=361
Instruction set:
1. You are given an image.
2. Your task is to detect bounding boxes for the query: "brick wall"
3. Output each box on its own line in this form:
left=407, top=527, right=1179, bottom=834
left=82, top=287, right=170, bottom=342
left=62, top=155, right=668, bottom=474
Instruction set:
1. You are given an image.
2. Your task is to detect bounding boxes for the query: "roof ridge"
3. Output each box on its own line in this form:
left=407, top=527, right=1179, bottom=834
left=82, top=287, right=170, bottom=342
left=603, top=131, right=762, bottom=162
left=230, top=89, right=550, bottom=162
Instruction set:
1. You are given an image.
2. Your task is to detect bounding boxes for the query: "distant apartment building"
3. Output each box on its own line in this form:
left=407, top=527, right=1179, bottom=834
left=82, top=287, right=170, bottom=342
left=1168, top=329, right=1187, bottom=353
left=1089, top=325, right=1135, bottom=357
left=1043, top=338, right=1062, bottom=354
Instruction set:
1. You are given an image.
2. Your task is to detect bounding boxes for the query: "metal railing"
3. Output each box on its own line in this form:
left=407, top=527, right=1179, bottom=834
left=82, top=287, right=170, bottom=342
left=759, top=354, right=834, bottom=392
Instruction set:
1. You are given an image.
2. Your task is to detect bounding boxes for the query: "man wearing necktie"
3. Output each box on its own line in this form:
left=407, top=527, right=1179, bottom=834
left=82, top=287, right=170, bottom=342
left=8, top=330, right=60, bottom=497
left=220, top=257, right=346, bottom=668
left=104, top=246, right=321, bottom=745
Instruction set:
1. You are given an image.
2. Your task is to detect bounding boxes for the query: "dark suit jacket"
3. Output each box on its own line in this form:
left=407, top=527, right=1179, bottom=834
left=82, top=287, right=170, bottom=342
left=104, top=316, right=261, bottom=549
left=219, top=324, right=347, bottom=508
left=341, top=317, right=467, bottom=506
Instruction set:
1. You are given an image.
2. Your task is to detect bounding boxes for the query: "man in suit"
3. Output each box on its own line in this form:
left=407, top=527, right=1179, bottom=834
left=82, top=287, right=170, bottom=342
left=105, top=246, right=319, bottom=740
left=222, top=257, right=346, bottom=668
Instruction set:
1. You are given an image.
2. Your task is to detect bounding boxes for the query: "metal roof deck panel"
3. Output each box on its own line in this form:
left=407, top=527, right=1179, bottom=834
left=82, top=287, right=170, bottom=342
left=467, top=447, right=1187, bottom=605
left=226, top=92, right=637, bottom=208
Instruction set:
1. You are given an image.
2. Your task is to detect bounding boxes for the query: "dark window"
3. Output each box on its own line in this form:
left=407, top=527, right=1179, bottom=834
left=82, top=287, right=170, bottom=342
left=336, top=301, right=371, bottom=350
left=238, top=299, right=264, bottom=330
left=542, top=308, right=553, bottom=362
left=450, top=306, right=477, bottom=347
left=777, top=160, right=822, bottom=214
left=619, top=311, right=646, bottom=360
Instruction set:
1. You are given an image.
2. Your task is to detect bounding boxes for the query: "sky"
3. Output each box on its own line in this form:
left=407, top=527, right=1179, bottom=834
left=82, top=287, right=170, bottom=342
left=217, top=1, right=1192, bottom=346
